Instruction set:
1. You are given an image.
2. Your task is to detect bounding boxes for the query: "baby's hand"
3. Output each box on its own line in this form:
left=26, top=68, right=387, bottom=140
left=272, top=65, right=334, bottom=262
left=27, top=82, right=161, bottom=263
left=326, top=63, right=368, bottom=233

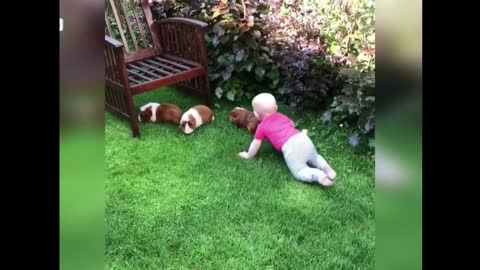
left=238, top=151, right=249, bottom=159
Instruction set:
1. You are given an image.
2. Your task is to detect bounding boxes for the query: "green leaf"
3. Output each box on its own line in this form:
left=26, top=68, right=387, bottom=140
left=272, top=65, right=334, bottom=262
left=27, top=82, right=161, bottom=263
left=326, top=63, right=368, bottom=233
left=212, top=6, right=229, bottom=19
left=246, top=38, right=258, bottom=49
left=342, top=85, right=354, bottom=96
left=220, top=35, right=230, bottom=44
left=348, top=104, right=360, bottom=114
left=255, top=66, right=266, bottom=78
left=236, top=49, right=245, bottom=62
left=232, top=43, right=241, bottom=53
left=272, top=78, right=279, bottom=87
left=217, top=53, right=234, bottom=65
left=349, top=133, right=360, bottom=147
left=221, top=67, right=232, bottom=81
left=215, top=87, right=223, bottom=99
left=267, top=68, right=280, bottom=80
left=212, top=23, right=225, bottom=36
left=243, top=62, right=254, bottom=72
left=209, top=73, right=221, bottom=81
left=321, top=110, right=332, bottom=123
left=217, top=54, right=227, bottom=65
left=252, top=30, right=261, bottom=39
left=364, top=117, right=374, bottom=132
left=226, top=91, right=235, bottom=101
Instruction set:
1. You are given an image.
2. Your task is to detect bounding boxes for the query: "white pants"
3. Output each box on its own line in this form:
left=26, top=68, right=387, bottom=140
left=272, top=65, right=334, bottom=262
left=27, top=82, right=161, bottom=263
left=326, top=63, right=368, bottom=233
left=281, top=132, right=330, bottom=183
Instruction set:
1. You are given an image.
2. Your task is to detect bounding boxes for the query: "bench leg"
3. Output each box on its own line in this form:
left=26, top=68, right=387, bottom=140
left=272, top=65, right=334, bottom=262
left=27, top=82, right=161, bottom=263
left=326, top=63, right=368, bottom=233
left=130, top=116, right=140, bottom=138
left=125, top=90, right=140, bottom=138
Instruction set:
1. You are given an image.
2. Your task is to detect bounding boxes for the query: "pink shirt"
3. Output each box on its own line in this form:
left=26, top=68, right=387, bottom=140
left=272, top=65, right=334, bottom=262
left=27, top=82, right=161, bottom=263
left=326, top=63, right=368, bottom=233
left=254, top=112, right=300, bottom=151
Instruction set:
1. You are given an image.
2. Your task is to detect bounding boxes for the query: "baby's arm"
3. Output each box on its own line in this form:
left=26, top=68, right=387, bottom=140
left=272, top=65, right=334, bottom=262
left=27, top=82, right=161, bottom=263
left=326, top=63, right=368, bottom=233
left=238, top=139, right=262, bottom=159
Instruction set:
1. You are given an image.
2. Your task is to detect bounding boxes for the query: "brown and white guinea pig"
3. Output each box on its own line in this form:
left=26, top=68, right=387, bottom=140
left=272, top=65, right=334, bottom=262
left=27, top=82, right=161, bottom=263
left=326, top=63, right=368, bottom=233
left=179, top=105, right=214, bottom=134
left=229, top=107, right=260, bottom=134
left=138, top=102, right=182, bottom=125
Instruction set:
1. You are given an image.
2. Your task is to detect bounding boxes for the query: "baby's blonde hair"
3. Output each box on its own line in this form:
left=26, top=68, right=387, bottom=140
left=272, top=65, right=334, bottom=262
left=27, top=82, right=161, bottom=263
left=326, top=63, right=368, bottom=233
left=252, top=93, right=277, bottom=119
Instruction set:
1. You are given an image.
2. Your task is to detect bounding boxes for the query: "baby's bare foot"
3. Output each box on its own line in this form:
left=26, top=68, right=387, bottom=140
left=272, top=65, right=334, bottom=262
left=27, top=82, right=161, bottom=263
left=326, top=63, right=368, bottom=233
left=319, top=177, right=335, bottom=187
left=324, top=166, right=337, bottom=180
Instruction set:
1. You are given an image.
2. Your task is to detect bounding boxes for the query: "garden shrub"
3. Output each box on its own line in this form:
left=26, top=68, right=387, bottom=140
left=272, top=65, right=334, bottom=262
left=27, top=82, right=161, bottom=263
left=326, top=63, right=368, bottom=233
left=322, top=68, right=375, bottom=150
left=148, top=0, right=375, bottom=150
left=151, top=0, right=281, bottom=103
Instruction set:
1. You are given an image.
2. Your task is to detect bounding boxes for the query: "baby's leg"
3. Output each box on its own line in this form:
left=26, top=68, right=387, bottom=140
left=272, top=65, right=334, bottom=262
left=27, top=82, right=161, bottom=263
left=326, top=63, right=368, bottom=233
left=309, top=153, right=337, bottom=180
left=293, top=165, right=335, bottom=186
left=282, top=134, right=334, bottom=186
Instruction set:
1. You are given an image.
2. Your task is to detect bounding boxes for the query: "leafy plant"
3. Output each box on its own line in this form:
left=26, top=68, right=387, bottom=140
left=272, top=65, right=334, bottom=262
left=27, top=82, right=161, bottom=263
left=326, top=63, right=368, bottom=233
left=313, top=0, right=376, bottom=71
left=151, top=0, right=281, bottom=103
left=274, top=46, right=337, bottom=110
left=203, top=0, right=281, bottom=102
left=146, top=0, right=376, bottom=152
left=322, top=68, right=375, bottom=150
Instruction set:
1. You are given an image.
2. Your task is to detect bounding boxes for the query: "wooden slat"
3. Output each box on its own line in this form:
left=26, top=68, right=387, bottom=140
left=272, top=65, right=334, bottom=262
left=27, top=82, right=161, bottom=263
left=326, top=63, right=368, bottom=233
left=114, top=83, right=123, bottom=111
left=131, top=67, right=204, bottom=94
left=111, top=84, right=121, bottom=110
left=105, top=48, right=113, bottom=80
left=128, top=76, right=143, bottom=85
left=157, top=17, right=209, bottom=28
left=173, top=26, right=180, bottom=55
left=104, top=50, right=112, bottom=79
left=162, top=54, right=202, bottom=67
left=119, top=0, right=139, bottom=51
left=106, top=78, right=125, bottom=90
left=106, top=86, right=116, bottom=108
left=140, top=0, right=161, bottom=48
left=118, top=86, right=128, bottom=112
left=154, top=56, right=192, bottom=71
left=105, top=35, right=123, bottom=48
left=110, top=48, right=120, bottom=82
left=129, top=64, right=163, bottom=78
left=158, top=27, right=166, bottom=50
left=136, top=61, right=173, bottom=76
left=129, top=0, right=148, bottom=47
left=125, top=47, right=161, bottom=63
left=105, top=14, right=113, bottom=37
left=145, top=59, right=183, bottom=73
left=108, top=0, right=130, bottom=52
left=128, top=68, right=154, bottom=81
left=106, top=103, right=131, bottom=120
left=105, top=86, right=112, bottom=105
left=168, top=27, right=174, bottom=52
left=105, top=48, right=118, bottom=82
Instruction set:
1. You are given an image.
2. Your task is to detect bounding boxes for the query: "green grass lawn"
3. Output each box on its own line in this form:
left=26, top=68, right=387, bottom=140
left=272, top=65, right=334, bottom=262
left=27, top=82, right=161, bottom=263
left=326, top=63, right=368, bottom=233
left=105, top=87, right=375, bottom=269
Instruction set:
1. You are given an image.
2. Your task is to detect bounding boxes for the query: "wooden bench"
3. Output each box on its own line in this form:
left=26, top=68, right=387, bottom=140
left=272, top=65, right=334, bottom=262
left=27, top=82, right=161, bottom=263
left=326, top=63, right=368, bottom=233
left=105, top=0, right=212, bottom=138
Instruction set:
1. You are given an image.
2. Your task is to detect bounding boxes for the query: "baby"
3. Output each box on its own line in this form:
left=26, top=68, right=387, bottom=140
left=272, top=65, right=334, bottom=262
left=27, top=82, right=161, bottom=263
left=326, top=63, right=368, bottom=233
left=238, top=93, right=336, bottom=187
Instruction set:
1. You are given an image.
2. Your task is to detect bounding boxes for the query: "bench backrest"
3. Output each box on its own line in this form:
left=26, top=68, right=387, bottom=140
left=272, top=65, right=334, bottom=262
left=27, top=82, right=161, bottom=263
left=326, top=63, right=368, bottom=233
left=105, top=0, right=161, bottom=55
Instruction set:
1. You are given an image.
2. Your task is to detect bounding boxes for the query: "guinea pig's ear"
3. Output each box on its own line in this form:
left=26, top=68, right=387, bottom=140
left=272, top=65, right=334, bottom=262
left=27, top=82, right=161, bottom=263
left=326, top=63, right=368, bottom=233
left=188, top=120, right=196, bottom=129
left=230, top=111, right=238, bottom=118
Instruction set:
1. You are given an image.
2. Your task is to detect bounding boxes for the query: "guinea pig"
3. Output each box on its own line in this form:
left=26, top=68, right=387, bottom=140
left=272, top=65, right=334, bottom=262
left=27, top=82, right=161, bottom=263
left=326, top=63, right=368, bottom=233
left=228, top=107, right=260, bottom=134
left=179, top=105, right=214, bottom=134
left=138, top=102, right=182, bottom=125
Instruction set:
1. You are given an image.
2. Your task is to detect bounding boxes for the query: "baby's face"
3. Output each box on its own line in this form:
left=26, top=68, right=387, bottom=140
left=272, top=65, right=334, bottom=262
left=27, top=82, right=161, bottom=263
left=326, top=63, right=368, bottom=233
left=253, top=110, right=260, bottom=120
